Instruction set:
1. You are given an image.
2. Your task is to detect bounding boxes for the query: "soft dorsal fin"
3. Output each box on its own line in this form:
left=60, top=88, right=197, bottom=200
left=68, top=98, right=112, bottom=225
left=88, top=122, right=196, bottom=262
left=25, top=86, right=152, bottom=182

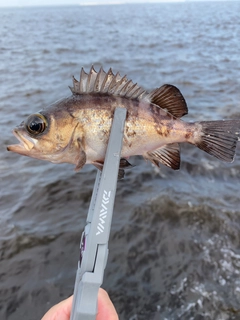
left=69, top=66, right=148, bottom=100
left=144, top=143, right=180, bottom=170
left=146, top=84, right=188, bottom=118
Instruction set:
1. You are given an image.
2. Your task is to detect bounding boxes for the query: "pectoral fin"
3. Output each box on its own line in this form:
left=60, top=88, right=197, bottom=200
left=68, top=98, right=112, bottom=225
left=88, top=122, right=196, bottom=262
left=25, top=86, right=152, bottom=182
left=144, top=143, right=180, bottom=170
left=75, top=138, right=87, bottom=171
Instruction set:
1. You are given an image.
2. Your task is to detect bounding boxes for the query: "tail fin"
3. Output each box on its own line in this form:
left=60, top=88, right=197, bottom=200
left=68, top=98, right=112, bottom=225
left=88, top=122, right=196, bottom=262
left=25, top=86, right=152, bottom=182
left=195, top=120, right=240, bottom=162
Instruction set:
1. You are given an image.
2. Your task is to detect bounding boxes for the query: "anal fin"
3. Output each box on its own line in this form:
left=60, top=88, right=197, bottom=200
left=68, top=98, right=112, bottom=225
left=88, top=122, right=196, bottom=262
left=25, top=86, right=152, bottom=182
left=144, top=143, right=180, bottom=170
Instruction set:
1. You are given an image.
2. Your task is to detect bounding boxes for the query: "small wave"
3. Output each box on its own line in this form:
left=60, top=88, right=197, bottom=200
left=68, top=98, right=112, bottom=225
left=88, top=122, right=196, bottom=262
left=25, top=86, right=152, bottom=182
left=111, top=194, right=240, bottom=319
left=24, top=89, right=45, bottom=97
left=0, top=233, right=58, bottom=260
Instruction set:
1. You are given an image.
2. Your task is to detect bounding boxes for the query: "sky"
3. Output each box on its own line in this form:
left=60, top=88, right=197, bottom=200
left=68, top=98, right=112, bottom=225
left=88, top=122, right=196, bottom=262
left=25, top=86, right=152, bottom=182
left=0, top=0, right=184, bottom=6
left=0, top=0, right=236, bottom=7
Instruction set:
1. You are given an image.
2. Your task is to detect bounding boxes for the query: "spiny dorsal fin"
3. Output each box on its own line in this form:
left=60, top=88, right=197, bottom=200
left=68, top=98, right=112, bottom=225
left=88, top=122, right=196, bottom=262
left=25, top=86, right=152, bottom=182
left=69, top=67, right=188, bottom=118
left=144, top=143, right=180, bottom=170
left=146, top=84, right=188, bottom=118
left=69, top=66, right=148, bottom=100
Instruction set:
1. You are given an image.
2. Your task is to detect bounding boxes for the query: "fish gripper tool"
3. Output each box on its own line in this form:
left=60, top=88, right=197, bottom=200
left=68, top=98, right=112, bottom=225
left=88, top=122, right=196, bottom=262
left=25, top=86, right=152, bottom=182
left=70, top=107, right=127, bottom=320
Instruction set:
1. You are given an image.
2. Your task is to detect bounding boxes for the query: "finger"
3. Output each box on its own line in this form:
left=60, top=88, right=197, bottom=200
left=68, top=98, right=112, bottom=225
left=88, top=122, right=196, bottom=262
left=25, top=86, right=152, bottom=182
left=97, top=288, right=119, bottom=320
left=41, top=295, right=73, bottom=320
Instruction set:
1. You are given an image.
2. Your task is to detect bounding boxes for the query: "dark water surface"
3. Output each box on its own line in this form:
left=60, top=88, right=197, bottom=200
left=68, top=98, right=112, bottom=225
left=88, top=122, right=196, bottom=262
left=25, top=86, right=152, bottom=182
left=1, top=2, right=240, bottom=319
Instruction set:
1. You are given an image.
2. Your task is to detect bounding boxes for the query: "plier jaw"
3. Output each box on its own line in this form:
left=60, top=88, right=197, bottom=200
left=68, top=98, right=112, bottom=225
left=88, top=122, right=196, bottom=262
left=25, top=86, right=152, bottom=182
left=70, top=108, right=127, bottom=320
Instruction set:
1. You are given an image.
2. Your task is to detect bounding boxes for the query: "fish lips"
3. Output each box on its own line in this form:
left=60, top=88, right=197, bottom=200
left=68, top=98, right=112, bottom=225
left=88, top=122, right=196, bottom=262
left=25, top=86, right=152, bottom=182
left=7, top=129, right=37, bottom=155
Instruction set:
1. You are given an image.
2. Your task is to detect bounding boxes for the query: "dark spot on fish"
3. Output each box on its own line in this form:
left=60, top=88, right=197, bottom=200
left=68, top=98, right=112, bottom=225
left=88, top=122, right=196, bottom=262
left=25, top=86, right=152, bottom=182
left=156, top=121, right=172, bottom=137
left=185, top=130, right=192, bottom=140
left=152, top=104, right=164, bottom=124
left=124, top=97, right=139, bottom=119
left=124, top=135, right=132, bottom=148
left=68, top=111, right=76, bottom=119
left=93, top=94, right=113, bottom=110
left=148, top=103, right=174, bottom=138
left=126, top=124, right=136, bottom=138
left=99, top=128, right=109, bottom=142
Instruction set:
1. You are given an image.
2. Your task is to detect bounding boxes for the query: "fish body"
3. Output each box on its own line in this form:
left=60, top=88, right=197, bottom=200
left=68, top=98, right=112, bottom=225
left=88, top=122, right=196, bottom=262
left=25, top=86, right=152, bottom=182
left=7, top=67, right=240, bottom=173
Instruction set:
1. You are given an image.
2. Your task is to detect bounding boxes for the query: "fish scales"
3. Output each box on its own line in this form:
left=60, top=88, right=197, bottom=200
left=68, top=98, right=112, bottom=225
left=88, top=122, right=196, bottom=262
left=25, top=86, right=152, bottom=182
left=65, top=94, right=181, bottom=158
left=7, top=66, right=240, bottom=176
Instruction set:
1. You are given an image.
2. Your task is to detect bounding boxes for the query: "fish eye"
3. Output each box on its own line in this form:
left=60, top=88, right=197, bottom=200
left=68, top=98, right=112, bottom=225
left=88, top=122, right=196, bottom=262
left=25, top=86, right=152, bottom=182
left=25, top=114, right=47, bottom=135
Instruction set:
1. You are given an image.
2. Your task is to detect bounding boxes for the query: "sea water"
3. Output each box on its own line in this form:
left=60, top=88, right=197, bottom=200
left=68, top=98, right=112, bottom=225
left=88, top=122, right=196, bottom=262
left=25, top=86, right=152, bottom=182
left=0, top=2, right=240, bottom=319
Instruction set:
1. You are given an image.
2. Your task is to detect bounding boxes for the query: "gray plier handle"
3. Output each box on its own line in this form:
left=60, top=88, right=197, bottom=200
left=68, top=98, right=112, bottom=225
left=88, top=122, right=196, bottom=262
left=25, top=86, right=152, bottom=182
left=70, top=107, right=127, bottom=320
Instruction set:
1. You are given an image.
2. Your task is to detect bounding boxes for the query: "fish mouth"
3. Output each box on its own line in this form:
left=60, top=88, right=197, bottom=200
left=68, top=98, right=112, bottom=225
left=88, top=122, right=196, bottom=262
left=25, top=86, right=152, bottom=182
left=7, top=129, right=36, bottom=154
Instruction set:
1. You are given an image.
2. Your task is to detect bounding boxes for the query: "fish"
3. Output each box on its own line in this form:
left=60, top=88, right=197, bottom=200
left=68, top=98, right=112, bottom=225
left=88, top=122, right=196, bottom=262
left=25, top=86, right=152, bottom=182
left=7, top=66, right=240, bottom=177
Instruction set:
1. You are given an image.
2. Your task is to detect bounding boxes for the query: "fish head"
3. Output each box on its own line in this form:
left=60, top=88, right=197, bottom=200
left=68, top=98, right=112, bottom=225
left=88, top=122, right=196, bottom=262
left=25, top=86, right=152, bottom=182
left=7, top=103, right=84, bottom=168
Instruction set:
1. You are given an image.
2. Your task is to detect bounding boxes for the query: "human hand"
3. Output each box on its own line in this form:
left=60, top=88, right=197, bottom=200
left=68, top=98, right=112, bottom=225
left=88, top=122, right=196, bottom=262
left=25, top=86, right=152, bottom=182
left=41, top=288, right=119, bottom=320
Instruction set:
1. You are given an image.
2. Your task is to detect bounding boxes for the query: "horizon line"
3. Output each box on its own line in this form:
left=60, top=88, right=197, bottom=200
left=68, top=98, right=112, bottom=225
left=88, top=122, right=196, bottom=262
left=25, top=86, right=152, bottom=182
left=0, top=0, right=238, bottom=8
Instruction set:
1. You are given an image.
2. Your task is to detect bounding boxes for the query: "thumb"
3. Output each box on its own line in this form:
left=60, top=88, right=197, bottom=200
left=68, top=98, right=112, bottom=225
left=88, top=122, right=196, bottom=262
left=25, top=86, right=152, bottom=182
left=97, top=288, right=119, bottom=320
left=41, top=295, right=73, bottom=320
